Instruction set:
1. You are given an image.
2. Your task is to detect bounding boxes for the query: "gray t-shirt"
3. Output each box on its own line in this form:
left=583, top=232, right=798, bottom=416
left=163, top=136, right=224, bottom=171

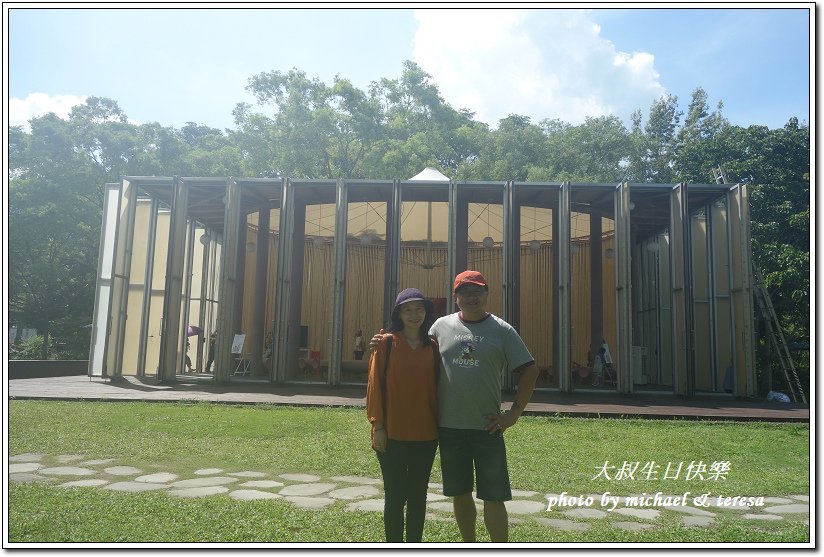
left=429, top=313, right=534, bottom=430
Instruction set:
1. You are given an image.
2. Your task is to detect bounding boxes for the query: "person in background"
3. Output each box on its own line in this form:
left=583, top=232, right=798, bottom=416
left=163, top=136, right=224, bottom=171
left=354, top=329, right=365, bottom=360
left=185, top=339, right=194, bottom=373
left=205, top=331, right=217, bottom=372
left=591, top=346, right=606, bottom=386
left=366, top=288, right=439, bottom=543
left=601, top=338, right=614, bottom=378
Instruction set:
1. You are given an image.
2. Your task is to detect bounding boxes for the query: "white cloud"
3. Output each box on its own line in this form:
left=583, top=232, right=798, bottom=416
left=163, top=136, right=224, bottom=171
left=9, top=93, right=88, bottom=131
left=412, top=9, right=666, bottom=128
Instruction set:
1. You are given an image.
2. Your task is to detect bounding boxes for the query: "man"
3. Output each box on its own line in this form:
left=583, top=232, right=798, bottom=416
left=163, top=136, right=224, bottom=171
left=374, top=270, right=539, bottom=542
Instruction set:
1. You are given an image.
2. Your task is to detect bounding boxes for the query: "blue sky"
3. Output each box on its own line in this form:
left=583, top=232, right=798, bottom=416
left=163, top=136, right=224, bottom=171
left=7, top=6, right=812, bottom=133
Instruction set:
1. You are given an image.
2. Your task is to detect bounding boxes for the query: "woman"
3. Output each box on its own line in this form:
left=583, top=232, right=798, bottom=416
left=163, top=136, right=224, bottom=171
left=353, top=329, right=365, bottom=360
left=366, top=288, right=439, bottom=543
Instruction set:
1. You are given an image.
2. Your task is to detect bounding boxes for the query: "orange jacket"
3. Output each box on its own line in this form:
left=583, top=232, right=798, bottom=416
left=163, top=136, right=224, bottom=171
left=366, top=333, right=438, bottom=445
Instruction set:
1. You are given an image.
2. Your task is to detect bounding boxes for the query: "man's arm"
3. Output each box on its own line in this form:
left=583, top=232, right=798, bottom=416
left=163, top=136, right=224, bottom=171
left=484, top=361, right=539, bottom=433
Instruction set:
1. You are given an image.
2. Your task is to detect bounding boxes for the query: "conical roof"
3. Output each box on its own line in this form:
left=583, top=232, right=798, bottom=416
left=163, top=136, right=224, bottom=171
left=408, top=167, right=450, bottom=182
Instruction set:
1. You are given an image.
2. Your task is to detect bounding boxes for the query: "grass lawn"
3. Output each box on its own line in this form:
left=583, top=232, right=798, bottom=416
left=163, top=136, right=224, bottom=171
left=7, top=400, right=811, bottom=544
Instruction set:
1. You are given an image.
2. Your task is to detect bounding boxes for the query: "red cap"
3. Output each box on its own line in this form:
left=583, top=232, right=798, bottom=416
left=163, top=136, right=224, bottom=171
left=453, top=270, right=488, bottom=293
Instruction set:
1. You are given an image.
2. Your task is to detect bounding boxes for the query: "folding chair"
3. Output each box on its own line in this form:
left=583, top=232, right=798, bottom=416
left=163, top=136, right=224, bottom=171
left=603, top=363, right=617, bottom=386
left=231, top=334, right=251, bottom=376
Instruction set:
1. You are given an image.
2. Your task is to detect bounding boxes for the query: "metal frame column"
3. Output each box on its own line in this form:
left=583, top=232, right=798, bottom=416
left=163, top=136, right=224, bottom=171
left=106, top=178, right=139, bottom=380
left=669, top=183, right=689, bottom=395
left=447, top=179, right=458, bottom=312
left=556, top=182, right=572, bottom=392
left=614, top=181, right=633, bottom=393
left=727, top=183, right=756, bottom=397
left=328, top=178, right=349, bottom=385
left=88, top=183, right=122, bottom=378
left=214, top=178, right=242, bottom=384
left=137, top=197, right=159, bottom=377
left=179, top=215, right=196, bottom=374
left=273, top=178, right=294, bottom=383
left=158, top=176, right=190, bottom=383
left=385, top=180, right=402, bottom=325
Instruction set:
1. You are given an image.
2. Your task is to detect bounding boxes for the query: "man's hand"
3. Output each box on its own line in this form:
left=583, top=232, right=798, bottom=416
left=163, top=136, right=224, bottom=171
left=483, top=362, right=539, bottom=435
left=369, top=329, right=385, bottom=352
left=484, top=411, right=519, bottom=435
left=373, top=427, right=387, bottom=452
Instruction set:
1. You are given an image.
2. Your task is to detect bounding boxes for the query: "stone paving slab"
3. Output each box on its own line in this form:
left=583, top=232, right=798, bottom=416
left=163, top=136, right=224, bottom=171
left=285, top=496, right=336, bottom=509
left=229, top=489, right=283, bottom=501
left=228, top=471, right=268, bottom=478
left=171, top=477, right=239, bottom=488
left=60, top=479, right=111, bottom=487
left=9, top=463, right=44, bottom=473
left=505, top=500, right=547, bottom=514
left=169, top=486, right=229, bottom=498
left=614, top=507, right=660, bottom=520
left=194, top=468, right=224, bottom=475
left=10, top=453, right=46, bottom=462
left=345, top=499, right=385, bottom=512
left=280, top=473, right=321, bottom=482
left=103, top=466, right=143, bottom=476
left=80, top=458, right=115, bottom=466
left=240, top=480, right=283, bottom=489
left=135, top=472, right=178, bottom=483
left=563, top=508, right=609, bottom=519
left=682, top=516, right=714, bottom=527
left=328, top=486, right=380, bottom=500
left=9, top=473, right=49, bottom=483
left=55, top=455, right=85, bottom=463
left=330, top=475, right=382, bottom=485
left=39, top=466, right=97, bottom=476
left=667, top=505, right=716, bottom=517
left=763, top=504, right=809, bottom=514
left=240, top=480, right=284, bottom=489
left=104, top=481, right=169, bottom=492
left=279, top=483, right=337, bottom=496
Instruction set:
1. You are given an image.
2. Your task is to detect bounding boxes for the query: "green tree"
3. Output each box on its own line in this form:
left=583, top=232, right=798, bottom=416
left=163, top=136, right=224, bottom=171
left=8, top=98, right=170, bottom=358
left=639, top=95, right=682, bottom=183
left=673, top=87, right=730, bottom=182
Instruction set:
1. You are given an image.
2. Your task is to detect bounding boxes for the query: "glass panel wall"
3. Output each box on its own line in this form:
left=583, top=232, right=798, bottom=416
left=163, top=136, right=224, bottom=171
left=399, top=186, right=450, bottom=312
left=657, top=232, right=674, bottom=388
left=519, top=203, right=555, bottom=388
left=466, top=202, right=504, bottom=317
left=299, top=202, right=335, bottom=381
left=568, top=185, right=618, bottom=391
left=711, top=200, right=733, bottom=392
left=691, top=209, right=713, bottom=390
left=121, top=198, right=152, bottom=376
left=341, top=188, right=389, bottom=384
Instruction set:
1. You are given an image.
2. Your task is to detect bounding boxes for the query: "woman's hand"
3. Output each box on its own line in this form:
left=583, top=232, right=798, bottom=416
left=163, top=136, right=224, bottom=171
left=369, top=329, right=386, bottom=352
left=373, top=427, right=388, bottom=452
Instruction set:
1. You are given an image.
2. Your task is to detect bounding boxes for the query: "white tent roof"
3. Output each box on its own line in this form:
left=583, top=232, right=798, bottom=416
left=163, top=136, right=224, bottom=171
left=408, top=167, right=450, bottom=182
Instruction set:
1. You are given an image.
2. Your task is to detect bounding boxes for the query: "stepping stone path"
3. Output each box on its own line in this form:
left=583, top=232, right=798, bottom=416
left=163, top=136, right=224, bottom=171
left=7, top=452, right=811, bottom=536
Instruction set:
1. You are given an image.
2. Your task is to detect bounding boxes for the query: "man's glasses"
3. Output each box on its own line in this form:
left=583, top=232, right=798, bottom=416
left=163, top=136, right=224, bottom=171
left=456, top=288, right=486, bottom=297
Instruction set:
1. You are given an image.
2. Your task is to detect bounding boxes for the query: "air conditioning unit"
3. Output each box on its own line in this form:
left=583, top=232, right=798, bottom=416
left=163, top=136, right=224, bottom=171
left=632, top=346, right=649, bottom=384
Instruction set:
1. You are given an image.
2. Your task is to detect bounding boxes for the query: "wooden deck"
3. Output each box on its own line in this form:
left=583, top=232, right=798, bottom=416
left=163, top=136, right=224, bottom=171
left=8, top=375, right=809, bottom=423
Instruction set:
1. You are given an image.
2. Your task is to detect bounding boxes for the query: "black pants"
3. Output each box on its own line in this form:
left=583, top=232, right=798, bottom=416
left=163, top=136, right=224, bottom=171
left=376, top=439, right=438, bottom=542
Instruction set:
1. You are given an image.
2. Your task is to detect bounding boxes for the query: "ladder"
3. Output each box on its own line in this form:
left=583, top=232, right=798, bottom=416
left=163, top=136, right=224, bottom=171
left=712, top=165, right=806, bottom=403
left=751, top=264, right=806, bottom=403
left=712, top=166, right=729, bottom=184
